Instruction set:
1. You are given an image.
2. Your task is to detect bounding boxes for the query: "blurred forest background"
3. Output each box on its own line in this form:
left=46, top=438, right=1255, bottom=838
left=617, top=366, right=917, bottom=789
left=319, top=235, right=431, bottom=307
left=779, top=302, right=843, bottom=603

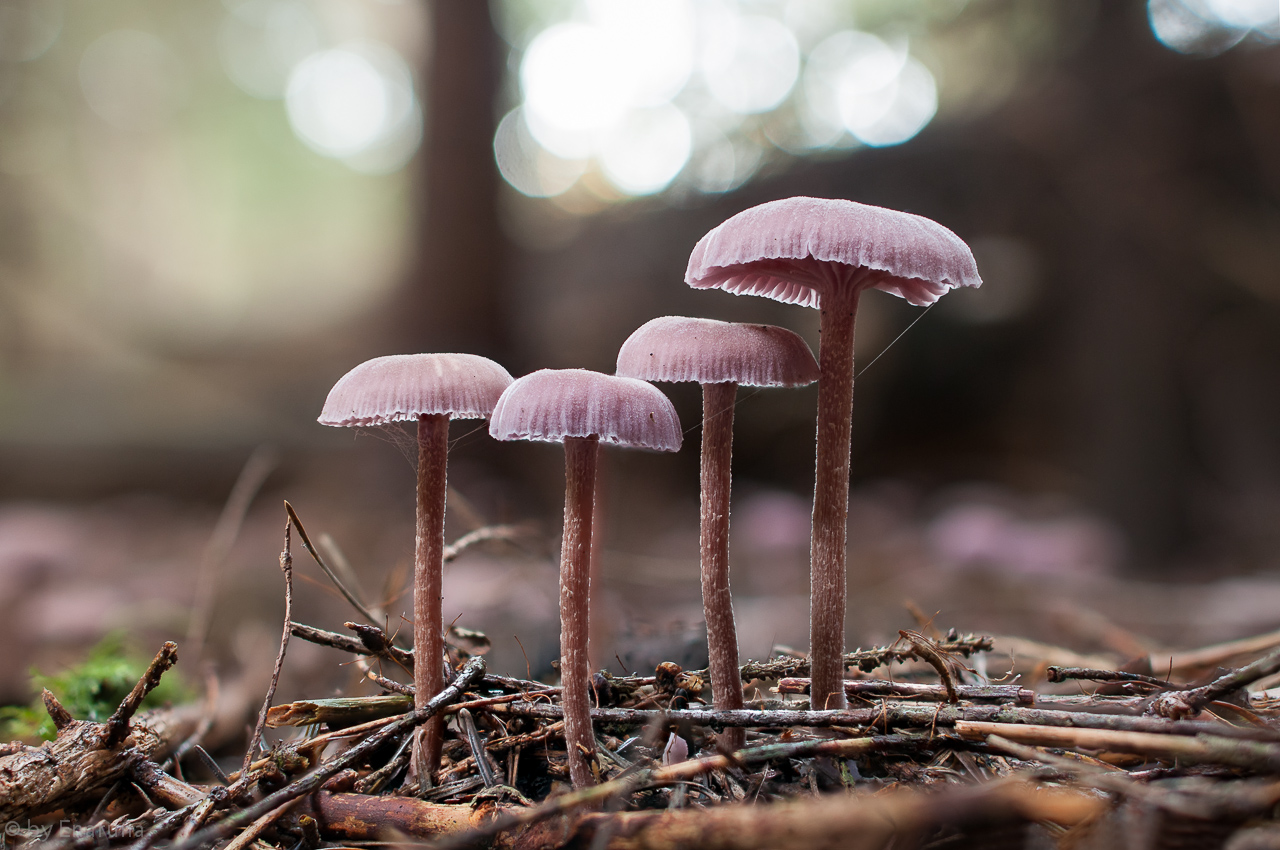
left=0, top=0, right=1278, bottom=709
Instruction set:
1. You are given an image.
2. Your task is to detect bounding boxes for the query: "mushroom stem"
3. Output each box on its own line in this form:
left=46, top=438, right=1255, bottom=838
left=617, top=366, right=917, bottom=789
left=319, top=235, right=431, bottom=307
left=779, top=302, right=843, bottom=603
left=811, top=287, right=859, bottom=712
left=561, top=434, right=600, bottom=788
left=413, top=412, right=450, bottom=778
left=700, top=382, right=745, bottom=751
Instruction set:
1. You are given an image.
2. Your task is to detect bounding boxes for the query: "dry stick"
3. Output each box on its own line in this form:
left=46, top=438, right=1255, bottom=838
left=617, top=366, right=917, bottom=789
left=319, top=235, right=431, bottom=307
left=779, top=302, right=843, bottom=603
left=289, top=621, right=415, bottom=669
left=219, top=798, right=300, bottom=850
left=777, top=678, right=1034, bottom=704
left=1047, top=667, right=1174, bottom=688
left=700, top=382, right=745, bottom=752
left=105, top=642, right=179, bottom=747
left=897, top=630, right=959, bottom=703
left=166, top=657, right=486, bottom=850
left=458, top=708, right=497, bottom=787
left=234, top=515, right=294, bottom=788
left=429, top=732, right=936, bottom=850
left=443, top=524, right=532, bottom=562
left=485, top=700, right=1280, bottom=741
left=1149, top=643, right=1280, bottom=719
left=187, top=446, right=278, bottom=660
left=284, top=501, right=384, bottom=630
left=740, top=633, right=994, bottom=681
left=955, top=720, right=1280, bottom=773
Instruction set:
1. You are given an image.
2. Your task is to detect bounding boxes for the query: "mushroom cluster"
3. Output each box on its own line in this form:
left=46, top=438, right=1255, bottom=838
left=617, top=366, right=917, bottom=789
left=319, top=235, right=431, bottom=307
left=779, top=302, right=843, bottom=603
left=318, top=196, right=979, bottom=790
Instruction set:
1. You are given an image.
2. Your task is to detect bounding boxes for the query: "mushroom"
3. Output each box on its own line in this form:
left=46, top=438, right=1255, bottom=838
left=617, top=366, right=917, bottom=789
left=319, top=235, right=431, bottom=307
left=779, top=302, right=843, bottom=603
left=319, top=353, right=513, bottom=779
left=617, top=316, right=817, bottom=749
left=490, top=368, right=681, bottom=787
left=685, top=197, right=980, bottom=711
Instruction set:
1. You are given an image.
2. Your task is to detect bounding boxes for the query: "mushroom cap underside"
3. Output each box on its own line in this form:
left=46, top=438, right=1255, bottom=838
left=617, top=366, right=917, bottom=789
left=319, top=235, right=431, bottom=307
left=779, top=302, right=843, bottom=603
left=686, top=196, right=982, bottom=308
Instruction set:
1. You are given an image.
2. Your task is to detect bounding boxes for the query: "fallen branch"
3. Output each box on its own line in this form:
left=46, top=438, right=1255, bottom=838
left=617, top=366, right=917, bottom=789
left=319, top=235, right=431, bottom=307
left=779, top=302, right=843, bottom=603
left=165, top=656, right=486, bottom=850
left=956, top=720, right=1280, bottom=773
left=485, top=699, right=1280, bottom=741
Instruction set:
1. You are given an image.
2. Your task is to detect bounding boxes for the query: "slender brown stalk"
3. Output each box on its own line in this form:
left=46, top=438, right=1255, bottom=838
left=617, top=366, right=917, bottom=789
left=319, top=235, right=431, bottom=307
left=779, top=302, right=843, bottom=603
left=700, top=382, right=744, bottom=751
left=562, top=435, right=600, bottom=788
left=810, top=285, right=859, bottom=712
left=414, top=413, right=451, bottom=779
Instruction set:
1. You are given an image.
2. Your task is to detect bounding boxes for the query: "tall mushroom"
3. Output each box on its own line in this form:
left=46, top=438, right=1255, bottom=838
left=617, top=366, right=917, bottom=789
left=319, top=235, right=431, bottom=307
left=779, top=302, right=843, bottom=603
left=686, top=197, right=980, bottom=711
left=490, top=368, right=681, bottom=787
left=319, top=353, right=513, bottom=780
left=617, top=316, right=817, bottom=749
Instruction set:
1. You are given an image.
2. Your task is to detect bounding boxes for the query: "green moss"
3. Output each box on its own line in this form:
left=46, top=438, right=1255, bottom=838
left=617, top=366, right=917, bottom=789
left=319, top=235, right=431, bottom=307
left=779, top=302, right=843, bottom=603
left=0, top=634, right=190, bottom=742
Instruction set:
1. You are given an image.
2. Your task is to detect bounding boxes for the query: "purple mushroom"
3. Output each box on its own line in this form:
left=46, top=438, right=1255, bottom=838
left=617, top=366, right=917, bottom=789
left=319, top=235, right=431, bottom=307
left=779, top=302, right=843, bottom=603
left=686, top=197, right=980, bottom=711
left=617, top=316, right=818, bottom=749
left=490, top=368, right=681, bottom=787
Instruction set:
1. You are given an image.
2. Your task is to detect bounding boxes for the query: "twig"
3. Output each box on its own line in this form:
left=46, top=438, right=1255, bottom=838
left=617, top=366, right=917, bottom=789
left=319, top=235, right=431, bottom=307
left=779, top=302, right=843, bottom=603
left=897, top=630, right=959, bottom=703
left=738, top=633, right=994, bottom=680
left=234, top=515, right=293, bottom=787
left=106, top=642, right=179, bottom=747
left=458, top=709, right=497, bottom=787
left=956, top=720, right=1280, bottom=773
left=777, top=678, right=1034, bottom=704
left=1148, top=644, right=1280, bottom=719
left=1046, top=667, right=1174, bottom=688
left=429, top=733, right=944, bottom=850
left=219, top=798, right=300, bottom=850
left=166, top=656, right=486, bottom=850
left=485, top=699, right=1280, bottom=741
left=284, top=500, right=385, bottom=629
left=443, top=524, right=533, bottom=562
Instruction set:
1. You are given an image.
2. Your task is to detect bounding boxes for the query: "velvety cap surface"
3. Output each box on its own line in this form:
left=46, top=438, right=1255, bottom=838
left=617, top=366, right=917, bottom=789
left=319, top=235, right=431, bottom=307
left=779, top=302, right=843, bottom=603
left=490, top=369, right=681, bottom=451
left=319, top=353, right=514, bottom=426
left=686, top=196, right=982, bottom=308
left=616, top=317, right=818, bottom=388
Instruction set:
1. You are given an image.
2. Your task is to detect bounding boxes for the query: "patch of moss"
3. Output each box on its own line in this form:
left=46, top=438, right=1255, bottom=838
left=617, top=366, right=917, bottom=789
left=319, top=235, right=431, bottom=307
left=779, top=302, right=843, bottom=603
left=0, top=634, right=190, bottom=742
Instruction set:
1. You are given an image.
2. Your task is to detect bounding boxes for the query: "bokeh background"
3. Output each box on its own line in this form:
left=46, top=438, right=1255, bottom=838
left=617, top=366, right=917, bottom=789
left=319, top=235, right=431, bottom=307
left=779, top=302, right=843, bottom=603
left=0, top=0, right=1278, bottom=710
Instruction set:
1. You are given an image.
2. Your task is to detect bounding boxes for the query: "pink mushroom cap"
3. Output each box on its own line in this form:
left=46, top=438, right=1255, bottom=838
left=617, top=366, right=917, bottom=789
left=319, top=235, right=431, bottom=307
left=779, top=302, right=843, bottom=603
left=617, top=317, right=819, bottom=388
left=489, top=369, right=682, bottom=452
left=319, top=353, right=514, bottom=427
left=685, top=196, right=982, bottom=308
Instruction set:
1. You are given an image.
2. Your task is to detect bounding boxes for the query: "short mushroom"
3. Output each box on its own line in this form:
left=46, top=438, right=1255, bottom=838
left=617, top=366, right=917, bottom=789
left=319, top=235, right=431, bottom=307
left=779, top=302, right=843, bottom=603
left=490, top=368, right=681, bottom=788
left=617, top=316, right=818, bottom=749
left=686, top=197, right=980, bottom=711
left=319, top=353, right=513, bottom=779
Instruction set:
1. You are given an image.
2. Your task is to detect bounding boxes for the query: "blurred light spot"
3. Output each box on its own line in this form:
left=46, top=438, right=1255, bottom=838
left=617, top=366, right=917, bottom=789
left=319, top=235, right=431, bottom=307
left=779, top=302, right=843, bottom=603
left=218, top=0, right=321, bottom=99
left=1204, top=0, right=1280, bottom=30
left=946, top=236, right=1041, bottom=324
left=494, top=106, right=586, bottom=197
left=842, top=56, right=937, bottom=147
left=1148, top=0, right=1249, bottom=54
left=79, top=31, right=186, bottom=131
left=520, top=2, right=694, bottom=161
left=701, top=13, right=800, bottom=114
left=804, top=31, right=900, bottom=147
left=585, top=0, right=694, bottom=107
left=520, top=23, right=622, bottom=158
left=0, top=0, right=62, bottom=62
left=285, top=42, right=421, bottom=172
left=598, top=103, right=692, bottom=195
